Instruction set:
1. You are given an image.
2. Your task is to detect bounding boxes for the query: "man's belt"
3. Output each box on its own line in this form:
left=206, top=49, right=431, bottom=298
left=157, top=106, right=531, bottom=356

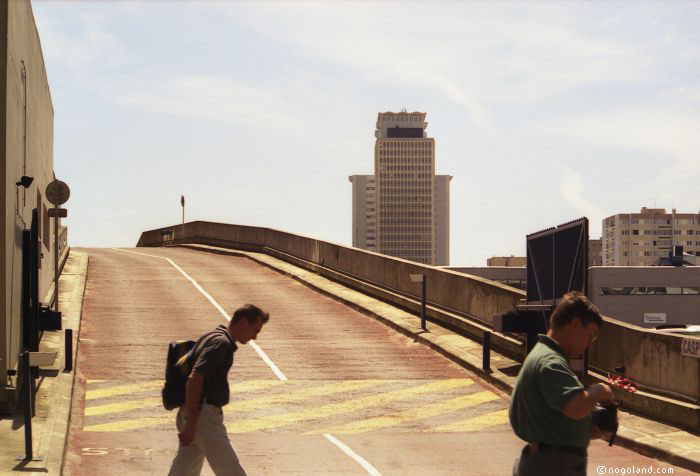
left=530, top=442, right=586, bottom=457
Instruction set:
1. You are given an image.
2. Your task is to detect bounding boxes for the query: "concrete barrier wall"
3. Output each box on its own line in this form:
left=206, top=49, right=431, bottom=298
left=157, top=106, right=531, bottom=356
left=589, top=318, right=700, bottom=402
left=138, top=221, right=523, bottom=328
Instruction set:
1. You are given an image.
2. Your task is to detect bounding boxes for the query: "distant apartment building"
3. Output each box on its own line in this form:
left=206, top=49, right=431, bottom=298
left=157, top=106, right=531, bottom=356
left=589, top=238, right=603, bottom=266
left=350, top=111, right=451, bottom=265
left=487, top=256, right=526, bottom=267
left=602, top=208, right=700, bottom=266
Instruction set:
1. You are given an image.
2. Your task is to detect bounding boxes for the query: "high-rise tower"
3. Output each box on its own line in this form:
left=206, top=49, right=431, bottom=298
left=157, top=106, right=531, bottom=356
left=348, top=111, right=450, bottom=265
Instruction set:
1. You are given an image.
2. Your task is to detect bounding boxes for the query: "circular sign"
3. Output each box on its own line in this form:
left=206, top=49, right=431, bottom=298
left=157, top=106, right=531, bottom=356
left=46, top=180, right=70, bottom=206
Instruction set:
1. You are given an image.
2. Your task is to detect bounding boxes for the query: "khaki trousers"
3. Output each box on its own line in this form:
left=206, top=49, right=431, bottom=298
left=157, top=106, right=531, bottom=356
left=168, top=404, right=247, bottom=476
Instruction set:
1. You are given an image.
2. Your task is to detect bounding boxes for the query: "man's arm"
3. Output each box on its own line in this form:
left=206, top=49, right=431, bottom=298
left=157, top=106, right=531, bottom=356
left=562, top=383, right=615, bottom=420
left=178, top=370, right=204, bottom=446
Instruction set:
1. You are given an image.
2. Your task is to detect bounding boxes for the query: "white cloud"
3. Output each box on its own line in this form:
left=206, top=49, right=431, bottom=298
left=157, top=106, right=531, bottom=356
left=558, top=166, right=607, bottom=237
left=35, top=10, right=128, bottom=72
left=113, top=75, right=305, bottom=131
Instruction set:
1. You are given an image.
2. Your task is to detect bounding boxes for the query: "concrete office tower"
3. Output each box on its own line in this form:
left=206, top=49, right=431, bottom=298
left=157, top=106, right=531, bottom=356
left=602, top=208, right=700, bottom=266
left=374, top=111, right=447, bottom=265
left=349, top=111, right=452, bottom=265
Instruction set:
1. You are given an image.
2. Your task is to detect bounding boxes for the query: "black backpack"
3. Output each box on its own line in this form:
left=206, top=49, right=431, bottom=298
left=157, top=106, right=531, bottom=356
left=162, top=328, right=233, bottom=410
left=162, top=339, right=197, bottom=410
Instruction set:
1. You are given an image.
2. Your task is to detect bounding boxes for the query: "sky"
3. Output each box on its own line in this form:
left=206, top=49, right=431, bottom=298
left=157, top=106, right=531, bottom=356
left=32, top=0, right=700, bottom=266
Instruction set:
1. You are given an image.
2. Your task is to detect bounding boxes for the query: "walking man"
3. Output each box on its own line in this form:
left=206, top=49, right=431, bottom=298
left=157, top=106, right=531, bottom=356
left=509, top=292, right=615, bottom=476
left=168, top=304, right=269, bottom=476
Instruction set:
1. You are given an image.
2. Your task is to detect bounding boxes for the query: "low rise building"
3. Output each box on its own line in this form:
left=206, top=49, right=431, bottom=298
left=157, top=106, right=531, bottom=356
left=602, top=207, right=700, bottom=266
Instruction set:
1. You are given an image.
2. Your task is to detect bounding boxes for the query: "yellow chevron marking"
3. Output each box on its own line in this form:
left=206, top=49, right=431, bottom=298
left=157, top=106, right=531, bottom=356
left=227, top=379, right=474, bottom=433
left=85, top=379, right=376, bottom=419
left=316, top=390, right=499, bottom=434
left=432, top=409, right=509, bottom=432
left=85, top=381, right=163, bottom=400
left=83, top=380, right=386, bottom=432
left=225, top=380, right=389, bottom=414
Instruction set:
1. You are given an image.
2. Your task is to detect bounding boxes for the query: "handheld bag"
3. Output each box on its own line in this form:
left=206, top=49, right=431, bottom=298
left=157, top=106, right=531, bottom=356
left=162, top=339, right=197, bottom=410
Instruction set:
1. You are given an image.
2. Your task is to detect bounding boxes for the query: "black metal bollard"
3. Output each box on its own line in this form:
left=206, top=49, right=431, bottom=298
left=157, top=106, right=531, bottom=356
left=22, top=351, right=33, bottom=460
left=65, top=328, right=73, bottom=372
left=421, top=277, right=427, bottom=331
left=482, top=331, right=491, bottom=373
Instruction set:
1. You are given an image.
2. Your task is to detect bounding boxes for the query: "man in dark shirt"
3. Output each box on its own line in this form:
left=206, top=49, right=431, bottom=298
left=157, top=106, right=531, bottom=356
left=509, top=292, right=615, bottom=476
left=168, top=304, right=269, bottom=476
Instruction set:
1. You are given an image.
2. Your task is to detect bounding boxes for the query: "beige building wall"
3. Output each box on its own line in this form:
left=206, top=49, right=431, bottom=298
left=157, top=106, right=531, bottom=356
left=589, top=266, right=700, bottom=328
left=1, top=0, right=57, bottom=403
left=589, top=238, right=602, bottom=266
left=602, top=208, right=700, bottom=266
left=348, top=175, right=376, bottom=251
left=434, top=175, right=451, bottom=266
left=487, top=256, right=526, bottom=267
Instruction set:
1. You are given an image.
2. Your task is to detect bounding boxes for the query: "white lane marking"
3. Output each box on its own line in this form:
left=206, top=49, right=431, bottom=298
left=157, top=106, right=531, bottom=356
left=110, top=248, right=166, bottom=259
left=109, top=248, right=288, bottom=381
left=323, top=434, right=382, bottom=476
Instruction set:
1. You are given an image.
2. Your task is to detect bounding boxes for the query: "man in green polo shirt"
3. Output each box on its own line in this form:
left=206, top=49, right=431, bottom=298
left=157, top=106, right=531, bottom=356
left=509, top=291, right=615, bottom=476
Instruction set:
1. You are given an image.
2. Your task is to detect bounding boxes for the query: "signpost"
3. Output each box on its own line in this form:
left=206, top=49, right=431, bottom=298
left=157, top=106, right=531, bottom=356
left=46, top=180, right=70, bottom=311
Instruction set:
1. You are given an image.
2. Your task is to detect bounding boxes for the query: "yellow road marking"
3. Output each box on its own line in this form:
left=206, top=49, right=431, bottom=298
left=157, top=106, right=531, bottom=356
left=86, top=379, right=107, bottom=384
left=226, top=380, right=389, bottom=413
left=317, top=390, right=499, bottom=434
left=432, top=408, right=509, bottom=432
left=226, top=379, right=474, bottom=433
left=85, top=380, right=374, bottom=419
left=83, top=380, right=388, bottom=432
left=86, top=397, right=161, bottom=417
left=86, top=381, right=163, bottom=400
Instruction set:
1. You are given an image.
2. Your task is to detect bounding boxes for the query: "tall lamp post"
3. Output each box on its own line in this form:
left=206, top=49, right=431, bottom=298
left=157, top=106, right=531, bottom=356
left=180, top=195, right=185, bottom=225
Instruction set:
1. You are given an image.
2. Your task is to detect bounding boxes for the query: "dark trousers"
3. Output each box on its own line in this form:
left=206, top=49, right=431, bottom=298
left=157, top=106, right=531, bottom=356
left=513, top=444, right=586, bottom=476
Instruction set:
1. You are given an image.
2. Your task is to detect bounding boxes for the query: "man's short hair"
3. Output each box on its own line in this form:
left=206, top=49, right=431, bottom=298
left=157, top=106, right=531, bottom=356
left=549, top=292, right=603, bottom=330
left=232, top=304, right=269, bottom=324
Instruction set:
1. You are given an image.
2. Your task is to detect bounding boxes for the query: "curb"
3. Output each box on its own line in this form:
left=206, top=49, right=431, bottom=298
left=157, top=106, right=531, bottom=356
left=38, top=251, right=89, bottom=475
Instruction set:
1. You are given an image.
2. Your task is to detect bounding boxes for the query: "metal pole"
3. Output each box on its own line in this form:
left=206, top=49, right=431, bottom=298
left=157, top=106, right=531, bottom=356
left=65, top=328, right=73, bottom=372
left=22, top=351, right=33, bottom=460
left=482, top=331, right=491, bottom=372
left=421, top=275, right=427, bottom=331
left=54, top=206, right=59, bottom=311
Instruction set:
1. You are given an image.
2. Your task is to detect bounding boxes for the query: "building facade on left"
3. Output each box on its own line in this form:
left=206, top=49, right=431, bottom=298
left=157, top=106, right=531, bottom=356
left=1, top=0, right=64, bottom=411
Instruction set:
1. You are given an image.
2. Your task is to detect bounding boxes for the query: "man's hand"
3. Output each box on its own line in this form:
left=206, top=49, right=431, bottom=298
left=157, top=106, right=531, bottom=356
left=179, top=370, right=204, bottom=446
left=589, top=383, right=615, bottom=404
left=563, top=383, right=616, bottom=420
left=178, top=422, right=197, bottom=446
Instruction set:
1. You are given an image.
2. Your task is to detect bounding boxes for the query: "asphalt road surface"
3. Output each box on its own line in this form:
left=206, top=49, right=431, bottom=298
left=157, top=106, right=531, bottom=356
left=64, top=247, right=690, bottom=475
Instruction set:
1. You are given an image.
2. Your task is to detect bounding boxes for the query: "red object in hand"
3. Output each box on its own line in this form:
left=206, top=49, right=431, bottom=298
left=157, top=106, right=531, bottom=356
left=607, top=373, right=637, bottom=393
